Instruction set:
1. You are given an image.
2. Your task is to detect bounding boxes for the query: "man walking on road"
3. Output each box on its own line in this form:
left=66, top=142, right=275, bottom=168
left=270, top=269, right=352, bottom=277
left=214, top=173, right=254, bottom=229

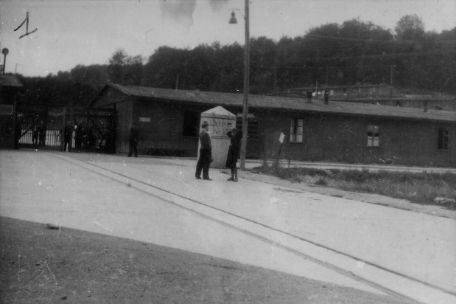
left=128, top=123, right=139, bottom=157
left=195, top=121, right=212, bottom=180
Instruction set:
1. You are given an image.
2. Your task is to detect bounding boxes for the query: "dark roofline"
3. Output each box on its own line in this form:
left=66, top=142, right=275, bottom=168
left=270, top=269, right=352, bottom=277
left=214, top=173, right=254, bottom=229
left=0, top=75, right=23, bottom=88
left=331, top=97, right=456, bottom=102
left=89, top=83, right=113, bottom=108
left=287, top=84, right=391, bottom=91
left=91, top=83, right=456, bottom=124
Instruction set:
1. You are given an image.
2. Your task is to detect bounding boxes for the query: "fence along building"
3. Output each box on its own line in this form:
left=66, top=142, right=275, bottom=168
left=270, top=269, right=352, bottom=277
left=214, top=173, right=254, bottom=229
left=91, top=83, right=456, bottom=167
left=285, top=84, right=456, bottom=111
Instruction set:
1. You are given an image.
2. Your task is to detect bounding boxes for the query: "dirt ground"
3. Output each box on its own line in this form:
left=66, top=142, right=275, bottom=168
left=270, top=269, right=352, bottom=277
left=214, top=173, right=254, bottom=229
left=242, top=170, right=456, bottom=220
left=0, top=217, right=416, bottom=304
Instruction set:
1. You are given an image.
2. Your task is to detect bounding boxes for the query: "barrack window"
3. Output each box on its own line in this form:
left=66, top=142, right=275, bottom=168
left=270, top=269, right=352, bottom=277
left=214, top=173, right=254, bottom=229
left=367, top=124, right=380, bottom=147
left=290, top=118, right=303, bottom=143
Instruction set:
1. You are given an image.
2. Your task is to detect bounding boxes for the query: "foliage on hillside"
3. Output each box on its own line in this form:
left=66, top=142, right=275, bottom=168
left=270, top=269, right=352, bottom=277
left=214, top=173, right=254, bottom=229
left=17, top=15, right=456, bottom=107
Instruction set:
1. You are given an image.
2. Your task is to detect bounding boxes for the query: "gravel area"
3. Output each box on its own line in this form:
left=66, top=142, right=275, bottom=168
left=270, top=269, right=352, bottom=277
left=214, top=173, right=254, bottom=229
left=0, top=217, right=415, bottom=304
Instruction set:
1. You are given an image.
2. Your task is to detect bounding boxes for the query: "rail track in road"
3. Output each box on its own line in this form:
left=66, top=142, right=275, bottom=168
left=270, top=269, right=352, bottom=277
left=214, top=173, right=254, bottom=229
left=54, top=154, right=456, bottom=304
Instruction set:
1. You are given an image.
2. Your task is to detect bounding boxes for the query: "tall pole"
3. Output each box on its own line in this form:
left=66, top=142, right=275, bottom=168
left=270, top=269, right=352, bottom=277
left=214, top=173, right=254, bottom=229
left=239, top=0, right=250, bottom=170
left=390, top=65, right=393, bottom=86
left=389, top=65, right=394, bottom=103
left=2, top=53, right=6, bottom=75
left=2, top=48, right=9, bottom=75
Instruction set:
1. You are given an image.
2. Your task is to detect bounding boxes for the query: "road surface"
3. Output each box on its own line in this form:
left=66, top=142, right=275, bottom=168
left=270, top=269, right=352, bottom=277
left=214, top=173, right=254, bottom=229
left=1, top=150, right=455, bottom=304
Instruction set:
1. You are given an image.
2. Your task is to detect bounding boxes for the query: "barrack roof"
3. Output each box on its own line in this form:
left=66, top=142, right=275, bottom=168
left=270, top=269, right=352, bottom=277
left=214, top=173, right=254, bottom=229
left=94, top=83, right=456, bottom=123
left=0, top=75, right=23, bottom=88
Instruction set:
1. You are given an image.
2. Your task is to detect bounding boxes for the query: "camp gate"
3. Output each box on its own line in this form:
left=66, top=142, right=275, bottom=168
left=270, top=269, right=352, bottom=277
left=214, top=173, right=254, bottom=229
left=15, top=105, right=116, bottom=153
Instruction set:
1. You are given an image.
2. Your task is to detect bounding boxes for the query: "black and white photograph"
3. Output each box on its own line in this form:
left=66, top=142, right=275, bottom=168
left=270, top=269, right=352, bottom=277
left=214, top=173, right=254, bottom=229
left=0, top=0, right=455, bottom=303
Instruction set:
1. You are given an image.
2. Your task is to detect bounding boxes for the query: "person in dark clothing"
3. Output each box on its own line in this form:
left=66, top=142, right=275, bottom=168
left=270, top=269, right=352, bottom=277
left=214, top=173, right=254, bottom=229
left=195, top=121, right=212, bottom=180
left=32, top=125, right=39, bottom=148
left=225, top=127, right=243, bottom=182
left=14, top=122, right=21, bottom=150
left=324, top=89, right=329, bottom=104
left=74, top=124, right=82, bottom=151
left=63, top=124, right=72, bottom=152
left=38, top=121, right=46, bottom=147
left=128, top=123, right=139, bottom=157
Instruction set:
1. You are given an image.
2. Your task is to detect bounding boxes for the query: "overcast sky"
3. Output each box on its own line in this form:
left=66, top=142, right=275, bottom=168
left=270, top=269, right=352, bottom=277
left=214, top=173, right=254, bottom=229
left=1, top=0, right=455, bottom=76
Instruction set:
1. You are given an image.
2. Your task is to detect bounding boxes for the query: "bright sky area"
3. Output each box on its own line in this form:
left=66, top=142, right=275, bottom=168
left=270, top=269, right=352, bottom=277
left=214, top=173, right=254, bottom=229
left=0, top=0, right=455, bottom=76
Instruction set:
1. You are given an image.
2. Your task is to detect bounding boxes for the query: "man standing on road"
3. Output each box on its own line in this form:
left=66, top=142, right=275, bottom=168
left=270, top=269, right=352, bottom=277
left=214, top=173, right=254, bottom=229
left=63, top=124, right=72, bottom=152
left=226, top=127, right=242, bottom=182
left=195, top=121, right=212, bottom=180
left=128, top=123, right=139, bottom=157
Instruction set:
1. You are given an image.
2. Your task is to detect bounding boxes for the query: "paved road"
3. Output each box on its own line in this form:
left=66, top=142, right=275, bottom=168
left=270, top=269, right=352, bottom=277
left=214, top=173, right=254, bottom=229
left=1, top=150, right=455, bottom=304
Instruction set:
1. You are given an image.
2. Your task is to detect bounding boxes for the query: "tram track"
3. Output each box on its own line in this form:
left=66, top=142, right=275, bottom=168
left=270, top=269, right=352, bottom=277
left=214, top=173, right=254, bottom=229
left=53, top=154, right=456, bottom=304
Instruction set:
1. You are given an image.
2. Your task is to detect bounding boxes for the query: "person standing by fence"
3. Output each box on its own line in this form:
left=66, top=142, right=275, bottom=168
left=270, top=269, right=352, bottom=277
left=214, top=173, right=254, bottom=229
left=32, top=125, right=39, bottom=148
left=75, top=123, right=83, bottom=151
left=195, top=121, right=212, bottom=180
left=38, top=121, right=46, bottom=147
left=63, top=124, right=72, bottom=152
left=128, top=123, right=139, bottom=157
left=226, top=127, right=242, bottom=182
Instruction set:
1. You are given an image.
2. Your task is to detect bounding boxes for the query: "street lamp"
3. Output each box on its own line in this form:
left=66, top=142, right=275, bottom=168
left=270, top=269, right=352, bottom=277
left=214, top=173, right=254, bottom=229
left=229, top=0, right=250, bottom=170
left=2, top=48, right=9, bottom=75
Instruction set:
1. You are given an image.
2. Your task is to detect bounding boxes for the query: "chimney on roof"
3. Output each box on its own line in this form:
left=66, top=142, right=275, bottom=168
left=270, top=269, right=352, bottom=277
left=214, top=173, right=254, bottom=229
left=423, top=100, right=428, bottom=112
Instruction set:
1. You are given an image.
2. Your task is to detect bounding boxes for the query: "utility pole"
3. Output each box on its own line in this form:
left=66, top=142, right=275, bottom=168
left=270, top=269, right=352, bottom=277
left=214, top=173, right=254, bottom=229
left=229, top=0, right=250, bottom=170
left=2, top=48, right=9, bottom=75
left=390, top=65, right=394, bottom=86
left=390, top=65, right=394, bottom=102
left=175, top=73, right=180, bottom=90
left=325, top=64, right=329, bottom=86
left=239, top=0, right=250, bottom=170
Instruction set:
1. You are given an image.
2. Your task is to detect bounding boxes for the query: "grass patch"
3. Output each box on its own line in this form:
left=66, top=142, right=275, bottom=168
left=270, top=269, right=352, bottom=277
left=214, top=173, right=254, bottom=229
left=253, top=165, right=456, bottom=209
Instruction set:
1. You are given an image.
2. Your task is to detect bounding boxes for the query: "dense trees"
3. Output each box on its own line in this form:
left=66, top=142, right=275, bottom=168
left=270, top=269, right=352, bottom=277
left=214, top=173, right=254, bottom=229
left=138, top=15, right=456, bottom=94
left=107, top=49, right=143, bottom=85
left=20, top=15, right=456, bottom=108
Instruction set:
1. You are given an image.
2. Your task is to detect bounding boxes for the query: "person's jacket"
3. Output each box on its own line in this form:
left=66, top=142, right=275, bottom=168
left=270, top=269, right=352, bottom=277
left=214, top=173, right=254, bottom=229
left=129, top=127, right=139, bottom=143
left=199, top=129, right=211, bottom=150
left=227, top=130, right=242, bottom=150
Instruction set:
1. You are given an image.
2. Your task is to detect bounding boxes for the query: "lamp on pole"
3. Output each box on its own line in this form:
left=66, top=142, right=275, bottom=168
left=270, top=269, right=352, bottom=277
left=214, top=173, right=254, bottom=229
left=2, top=48, right=9, bottom=75
left=229, top=0, right=250, bottom=170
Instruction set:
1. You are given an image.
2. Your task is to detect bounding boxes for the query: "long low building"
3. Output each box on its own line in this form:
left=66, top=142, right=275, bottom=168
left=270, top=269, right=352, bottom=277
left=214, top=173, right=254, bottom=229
left=91, top=83, right=456, bottom=167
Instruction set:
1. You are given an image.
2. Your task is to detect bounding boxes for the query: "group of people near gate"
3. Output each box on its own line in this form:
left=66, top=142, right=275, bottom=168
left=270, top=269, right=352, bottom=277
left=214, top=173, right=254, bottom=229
left=127, top=121, right=243, bottom=182
left=62, top=123, right=94, bottom=152
left=31, top=121, right=46, bottom=148
left=195, top=121, right=242, bottom=182
left=62, top=121, right=114, bottom=153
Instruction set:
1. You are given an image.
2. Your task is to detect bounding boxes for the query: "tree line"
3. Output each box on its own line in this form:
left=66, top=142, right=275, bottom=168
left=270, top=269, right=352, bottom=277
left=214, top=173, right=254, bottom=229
left=17, top=15, right=456, bottom=107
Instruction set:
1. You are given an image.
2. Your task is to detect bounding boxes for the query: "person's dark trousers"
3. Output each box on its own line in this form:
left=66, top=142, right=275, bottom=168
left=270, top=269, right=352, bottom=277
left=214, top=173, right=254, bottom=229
left=195, top=149, right=211, bottom=179
left=63, top=140, right=71, bottom=152
left=128, top=141, right=138, bottom=157
left=230, top=163, right=238, bottom=180
left=39, top=136, right=45, bottom=147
